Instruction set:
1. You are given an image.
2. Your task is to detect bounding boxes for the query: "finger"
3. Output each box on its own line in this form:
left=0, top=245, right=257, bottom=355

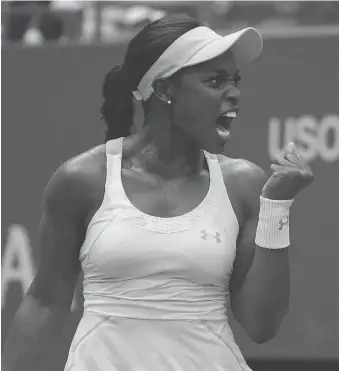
left=270, top=164, right=285, bottom=173
left=303, top=161, right=313, bottom=174
left=276, top=156, right=295, bottom=168
left=286, top=142, right=297, bottom=155
left=270, top=164, right=278, bottom=173
left=285, top=144, right=310, bottom=168
left=288, top=148, right=312, bottom=172
left=294, top=151, right=312, bottom=172
left=284, top=152, right=300, bottom=166
left=275, top=154, right=291, bottom=166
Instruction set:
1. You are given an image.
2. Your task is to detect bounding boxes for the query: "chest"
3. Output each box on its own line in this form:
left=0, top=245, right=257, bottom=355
left=85, top=155, right=245, bottom=230
left=121, top=168, right=210, bottom=218
left=86, top=213, right=237, bottom=284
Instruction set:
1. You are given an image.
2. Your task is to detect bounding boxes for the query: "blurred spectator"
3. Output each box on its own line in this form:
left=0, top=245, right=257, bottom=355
left=117, top=6, right=166, bottom=29
left=298, top=1, right=339, bottom=25
left=5, top=1, right=51, bottom=42
left=38, top=10, right=64, bottom=41
left=22, top=27, right=44, bottom=46
left=3, top=0, right=84, bottom=45
left=49, top=1, right=84, bottom=43
left=2, top=1, right=339, bottom=45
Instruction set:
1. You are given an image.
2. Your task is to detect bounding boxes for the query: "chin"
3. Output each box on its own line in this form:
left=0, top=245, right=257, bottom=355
left=209, top=146, right=227, bottom=155
left=189, top=131, right=228, bottom=154
left=201, top=138, right=230, bottom=155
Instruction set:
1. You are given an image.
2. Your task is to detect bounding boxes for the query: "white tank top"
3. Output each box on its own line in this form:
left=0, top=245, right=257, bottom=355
left=65, top=137, right=252, bottom=371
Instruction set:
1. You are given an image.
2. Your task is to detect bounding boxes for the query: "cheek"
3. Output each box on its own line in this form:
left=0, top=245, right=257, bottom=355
left=174, top=86, right=217, bottom=125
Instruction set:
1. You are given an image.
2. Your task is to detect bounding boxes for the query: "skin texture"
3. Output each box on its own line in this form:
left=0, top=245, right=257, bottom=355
left=137, top=51, right=241, bottom=169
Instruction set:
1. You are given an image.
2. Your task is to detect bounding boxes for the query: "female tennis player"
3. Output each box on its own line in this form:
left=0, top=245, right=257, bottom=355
left=3, top=14, right=314, bottom=371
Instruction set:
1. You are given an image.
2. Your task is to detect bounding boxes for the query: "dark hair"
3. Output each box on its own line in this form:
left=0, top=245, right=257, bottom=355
left=101, top=14, right=205, bottom=142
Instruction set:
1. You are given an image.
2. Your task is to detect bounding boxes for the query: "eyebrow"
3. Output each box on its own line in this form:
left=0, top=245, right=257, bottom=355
left=212, top=68, right=240, bottom=77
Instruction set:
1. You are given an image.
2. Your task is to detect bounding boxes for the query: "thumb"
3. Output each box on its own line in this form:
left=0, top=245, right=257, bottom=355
left=270, top=164, right=285, bottom=173
left=286, top=142, right=297, bottom=154
left=286, top=142, right=299, bottom=158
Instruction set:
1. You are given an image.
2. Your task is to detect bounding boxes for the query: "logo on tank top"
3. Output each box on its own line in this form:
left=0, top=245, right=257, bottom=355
left=201, top=230, right=221, bottom=243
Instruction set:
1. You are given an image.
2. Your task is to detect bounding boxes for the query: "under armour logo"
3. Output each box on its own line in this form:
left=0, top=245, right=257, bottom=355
left=201, top=230, right=221, bottom=243
left=278, top=216, right=289, bottom=231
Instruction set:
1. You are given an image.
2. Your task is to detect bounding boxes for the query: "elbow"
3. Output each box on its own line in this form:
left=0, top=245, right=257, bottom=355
left=248, top=329, right=277, bottom=344
left=246, top=316, right=286, bottom=344
left=241, top=307, right=290, bottom=344
left=231, top=295, right=290, bottom=344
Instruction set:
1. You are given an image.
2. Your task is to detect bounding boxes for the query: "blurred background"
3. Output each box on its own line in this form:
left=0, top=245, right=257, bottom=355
left=2, top=1, right=339, bottom=371
left=2, top=1, right=339, bottom=44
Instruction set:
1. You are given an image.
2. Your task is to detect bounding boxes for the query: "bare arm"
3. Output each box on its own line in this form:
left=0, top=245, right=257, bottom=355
left=2, top=162, right=90, bottom=371
left=229, top=162, right=290, bottom=344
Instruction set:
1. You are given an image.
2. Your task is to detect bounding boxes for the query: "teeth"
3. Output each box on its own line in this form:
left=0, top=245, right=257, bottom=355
left=223, top=111, right=237, bottom=118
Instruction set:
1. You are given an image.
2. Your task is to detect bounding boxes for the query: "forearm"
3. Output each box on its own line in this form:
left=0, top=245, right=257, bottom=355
left=2, top=295, right=70, bottom=371
left=232, top=246, right=290, bottom=343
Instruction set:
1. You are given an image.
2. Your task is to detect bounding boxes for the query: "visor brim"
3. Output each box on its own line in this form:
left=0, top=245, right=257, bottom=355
left=185, top=27, right=263, bottom=68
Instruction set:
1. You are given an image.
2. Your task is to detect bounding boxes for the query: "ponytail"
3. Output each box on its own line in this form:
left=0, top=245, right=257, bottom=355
left=100, top=14, right=204, bottom=142
left=101, top=65, right=135, bottom=142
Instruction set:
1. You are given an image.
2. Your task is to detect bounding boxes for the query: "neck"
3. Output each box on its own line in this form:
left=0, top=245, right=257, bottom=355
left=132, top=108, right=204, bottom=178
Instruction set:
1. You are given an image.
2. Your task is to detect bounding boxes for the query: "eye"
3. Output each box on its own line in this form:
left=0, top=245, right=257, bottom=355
left=208, top=76, right=226, bottom=88
left=207, top=75, right=241, bottom=89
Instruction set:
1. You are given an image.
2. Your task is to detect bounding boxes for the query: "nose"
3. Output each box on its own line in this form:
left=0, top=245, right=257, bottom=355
left=221, top=85, right=240, bottom=109
left=226, top=85, right=241, bottom=103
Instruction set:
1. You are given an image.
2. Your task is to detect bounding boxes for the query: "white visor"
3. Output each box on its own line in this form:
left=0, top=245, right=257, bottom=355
left=133, top=26, right=263, bottom=101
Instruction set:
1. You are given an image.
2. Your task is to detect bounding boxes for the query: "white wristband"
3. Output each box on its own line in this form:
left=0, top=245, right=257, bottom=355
left=255, top=196, right=294, bottom=249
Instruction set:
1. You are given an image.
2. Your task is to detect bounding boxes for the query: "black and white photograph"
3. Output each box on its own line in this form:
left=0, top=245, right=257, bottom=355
left=1, top=1, right=339, bottom=371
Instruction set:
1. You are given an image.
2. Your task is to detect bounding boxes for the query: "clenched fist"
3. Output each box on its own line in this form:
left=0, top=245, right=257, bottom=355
left=262, top=142, right=314, bottom=200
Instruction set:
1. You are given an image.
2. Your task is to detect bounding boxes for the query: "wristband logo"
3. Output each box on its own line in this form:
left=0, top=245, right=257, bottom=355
left=278, top=216, right=289, bottom=231
left=268, top=114, right=339, bottom=163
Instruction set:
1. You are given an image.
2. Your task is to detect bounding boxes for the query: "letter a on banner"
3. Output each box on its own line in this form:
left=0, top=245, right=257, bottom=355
left=1, top=224, right=36, bottom=308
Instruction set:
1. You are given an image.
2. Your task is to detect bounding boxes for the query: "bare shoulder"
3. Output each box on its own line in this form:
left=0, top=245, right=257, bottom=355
left=44, top=144, right=107, bottom=227
left=216, top=155, right=268, bottom=222
left=217, top=155, right=266, bottom=183
left=26, top=145, right=107, bottom=306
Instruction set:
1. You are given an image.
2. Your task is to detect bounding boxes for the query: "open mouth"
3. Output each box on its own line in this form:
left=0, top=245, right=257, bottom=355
left=216, top=108, right=239, bottom=131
